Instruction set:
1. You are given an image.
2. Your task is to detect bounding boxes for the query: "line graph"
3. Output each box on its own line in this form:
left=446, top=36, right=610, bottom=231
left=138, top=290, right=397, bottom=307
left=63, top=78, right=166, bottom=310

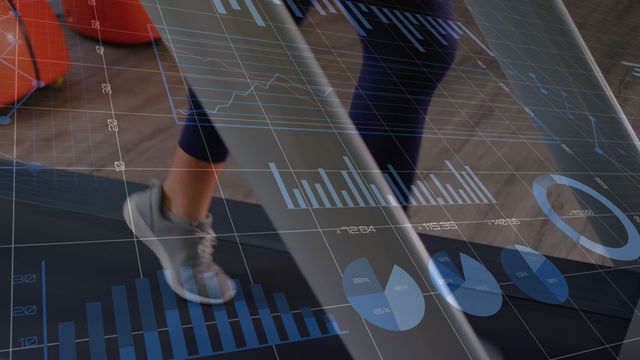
left=151, top=27, right=337, bottom=126
left=153, top=25, right=552, bottom=143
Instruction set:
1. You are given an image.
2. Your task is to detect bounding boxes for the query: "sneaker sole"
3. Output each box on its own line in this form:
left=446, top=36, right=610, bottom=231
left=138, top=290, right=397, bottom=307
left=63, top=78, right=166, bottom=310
left=122, top=196, right=234, bottom=305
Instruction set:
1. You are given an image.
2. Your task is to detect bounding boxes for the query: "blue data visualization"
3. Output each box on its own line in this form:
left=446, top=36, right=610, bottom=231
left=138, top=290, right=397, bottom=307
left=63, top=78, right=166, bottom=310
left=48, top=265, right=346, bottom=359
left=343, top=258, right=425, bottom=331
left=428, top=251, right=502, bottom=317
left=501, top=245, right=569, bottom=305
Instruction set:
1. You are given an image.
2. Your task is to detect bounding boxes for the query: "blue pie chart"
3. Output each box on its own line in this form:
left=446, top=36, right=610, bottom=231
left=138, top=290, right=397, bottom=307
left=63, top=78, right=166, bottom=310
left=428, top=251, right=503, bottom=317
left=343, top=258, right=425, bottom=331
left=501, top=245, right=569, bottom=304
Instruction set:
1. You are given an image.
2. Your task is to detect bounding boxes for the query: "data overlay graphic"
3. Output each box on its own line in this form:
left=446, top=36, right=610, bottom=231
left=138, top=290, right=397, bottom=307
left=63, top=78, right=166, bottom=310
left=1, top=0, right=640, bottom=359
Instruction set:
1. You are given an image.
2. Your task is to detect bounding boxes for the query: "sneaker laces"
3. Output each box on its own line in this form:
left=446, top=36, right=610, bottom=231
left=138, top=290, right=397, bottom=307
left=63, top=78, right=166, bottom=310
left=196, top=228, right=216, bottom=270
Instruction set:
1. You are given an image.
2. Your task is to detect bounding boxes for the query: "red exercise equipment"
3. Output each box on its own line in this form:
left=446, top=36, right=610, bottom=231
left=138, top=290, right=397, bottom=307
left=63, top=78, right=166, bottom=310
left=0, top=0, right=71, bottom=118
left=62, top=0, right=161, bottom=45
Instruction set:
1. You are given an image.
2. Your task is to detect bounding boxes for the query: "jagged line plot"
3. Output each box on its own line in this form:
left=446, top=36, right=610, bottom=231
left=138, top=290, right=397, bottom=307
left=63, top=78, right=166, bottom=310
left=155, top=45, right=334, bottom=118
left=522, top=69, right=640, bottom=181
left=171, top=49, right=333, bottom=115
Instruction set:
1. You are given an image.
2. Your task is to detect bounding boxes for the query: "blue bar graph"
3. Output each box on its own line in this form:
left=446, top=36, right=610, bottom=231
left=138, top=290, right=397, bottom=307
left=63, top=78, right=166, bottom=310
left=382, top=7, right=425, bottom=52
left=383, top=173, right=408, bottom=206
left=314, top=183, right=333, bottom=207
left=58, top=322, right=77, bottom=360
left=343, top=156, right=376, bottom=206
left=394, top=10, right=424, bottom=40
left=446, top=160, right=479, bottom=203
left=341, top=190, right=355, bottom=207
left=370, top=184, right=388, bottom=206
left=286, top=0, right=303, bottom=17
left=232, top=280, right=260, bottom=347
left=416, top=14, right=448, bottom=45
left=334, top=0, right=367, bottom=36
left=134, top=278, right=163, bottom=359
left=465, top=166, right=497, bottom=202
left=211, top=0, right=227, bottom=14
left=387, top=165, right=417, bottom=205
left=301, top=307, right=321, bottom=337
left=341, top=171, right=365, bottom=206
left=320, top=168, right=343, bottom=207
left=302, top=180, right=320, bottom=208
left=270, top=158, right=496, bottom=209
left=293, top=188, right=307, bottom=208
left=250, top=284, right=281, bottom=343
left=270, top=162, right=294, bottom=209
left=111, top=286, right=136, bottom=360
left=180, top=268, right=214, bottom=355
left=411, top=185, right=426, bottom=205
left=244, top=0, right=266, bottom=27
left=437, top=17, right=460, bottom=39
left=324, top=314, right=341, bottom=334
left=430, top=174, right=454, bottom=204
left=446, top=184, right=463, bottom=204
left=229, top=0, right=241, bottom=10
left=322, top=0, right=337, bottom=13
left=311, top=0, right=327, bottom=15
left=50, top=266, right=346, bottom=359
left=370, top=5, right=389, bottom=23
left=86, top=303, right=107, bottom=360
left=212, top=301, right=237, bottom=351
left=347, top=1, right=372, bottom=30
left=158, top=270, right=188, bottom=359
left=417, top=180, right=436, bottom=204
left=274, top=293, right=301, bottom=340
left=205, top=1, right=493, bottom=58
left=458, top=188, right=471, bottom=203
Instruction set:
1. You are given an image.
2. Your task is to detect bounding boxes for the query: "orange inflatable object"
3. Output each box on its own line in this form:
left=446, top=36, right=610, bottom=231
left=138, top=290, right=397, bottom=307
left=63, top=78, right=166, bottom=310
left=0, top=0, right=70, bottom=120
left=63, top=0, right=161, bottom=45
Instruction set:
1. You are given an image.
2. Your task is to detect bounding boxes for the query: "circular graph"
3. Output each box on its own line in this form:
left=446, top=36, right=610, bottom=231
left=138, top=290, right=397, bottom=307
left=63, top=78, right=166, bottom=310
left=501, top=245, right=569, bottom=304
left=533, top=174, right=640, bottom=261
left=342, top=258, right=425, bottom=331
left=428, top=251, right=502, bottom=317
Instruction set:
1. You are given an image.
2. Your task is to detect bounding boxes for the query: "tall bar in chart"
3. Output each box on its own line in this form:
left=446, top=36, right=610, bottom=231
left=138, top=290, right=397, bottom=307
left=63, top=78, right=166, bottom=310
left=51, top=265, right=346, bottom=359
left=270, top=157, right=497, bottom=209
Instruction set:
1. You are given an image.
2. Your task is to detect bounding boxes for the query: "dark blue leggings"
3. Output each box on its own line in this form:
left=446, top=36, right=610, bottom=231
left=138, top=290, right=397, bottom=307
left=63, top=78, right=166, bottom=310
left=179, top=0, right=457, bottom=188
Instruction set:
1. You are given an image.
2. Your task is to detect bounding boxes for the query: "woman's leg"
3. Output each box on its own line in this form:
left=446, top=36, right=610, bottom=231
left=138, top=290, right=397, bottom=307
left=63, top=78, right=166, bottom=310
left=163, top=88, right=229, bottom=221
left=350, top=0, right=457, bottom=189
left=162, top=1, right=313, bottom=220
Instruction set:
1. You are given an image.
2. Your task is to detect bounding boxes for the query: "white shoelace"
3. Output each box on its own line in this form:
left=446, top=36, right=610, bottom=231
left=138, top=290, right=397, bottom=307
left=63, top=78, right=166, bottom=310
left=196, top=229, right=216, bottom=270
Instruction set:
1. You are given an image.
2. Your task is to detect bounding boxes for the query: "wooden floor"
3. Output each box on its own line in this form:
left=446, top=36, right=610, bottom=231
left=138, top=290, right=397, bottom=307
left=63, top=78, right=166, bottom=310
left=1, top=0, right=639, bottom=266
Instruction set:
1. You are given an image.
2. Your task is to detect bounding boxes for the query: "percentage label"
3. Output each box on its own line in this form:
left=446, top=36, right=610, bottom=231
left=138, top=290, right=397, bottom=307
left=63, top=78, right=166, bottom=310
left=12, top=305, right=38, bottom=317
left=13, top=274, right=36, bottom=285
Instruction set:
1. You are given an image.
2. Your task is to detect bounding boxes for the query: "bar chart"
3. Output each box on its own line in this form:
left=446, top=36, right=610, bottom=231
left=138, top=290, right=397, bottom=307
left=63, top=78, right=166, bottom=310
left=207, top=0, right=494, bottom=57
left=270, top=157, right=497, bottom=210
left=50, top=266, right=346, bottom=359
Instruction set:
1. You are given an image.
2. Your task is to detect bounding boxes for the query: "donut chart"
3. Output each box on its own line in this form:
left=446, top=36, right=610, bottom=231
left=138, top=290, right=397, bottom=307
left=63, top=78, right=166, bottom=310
left=532, top=174, right=640, bottom=261
left=343, top=258, right=425, bottom=331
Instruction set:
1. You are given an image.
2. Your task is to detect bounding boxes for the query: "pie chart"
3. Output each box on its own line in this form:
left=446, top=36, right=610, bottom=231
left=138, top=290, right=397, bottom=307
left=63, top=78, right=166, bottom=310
left=428, top=251, right=503, bottom=317
left=342, top=258, right=425, bottom=331
left=501, top=245, right=569, bottom=304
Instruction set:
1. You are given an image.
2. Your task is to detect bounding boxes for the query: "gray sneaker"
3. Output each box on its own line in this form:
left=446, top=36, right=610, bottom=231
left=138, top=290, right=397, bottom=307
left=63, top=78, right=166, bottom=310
left=122, top=180, right=236, bottom=304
